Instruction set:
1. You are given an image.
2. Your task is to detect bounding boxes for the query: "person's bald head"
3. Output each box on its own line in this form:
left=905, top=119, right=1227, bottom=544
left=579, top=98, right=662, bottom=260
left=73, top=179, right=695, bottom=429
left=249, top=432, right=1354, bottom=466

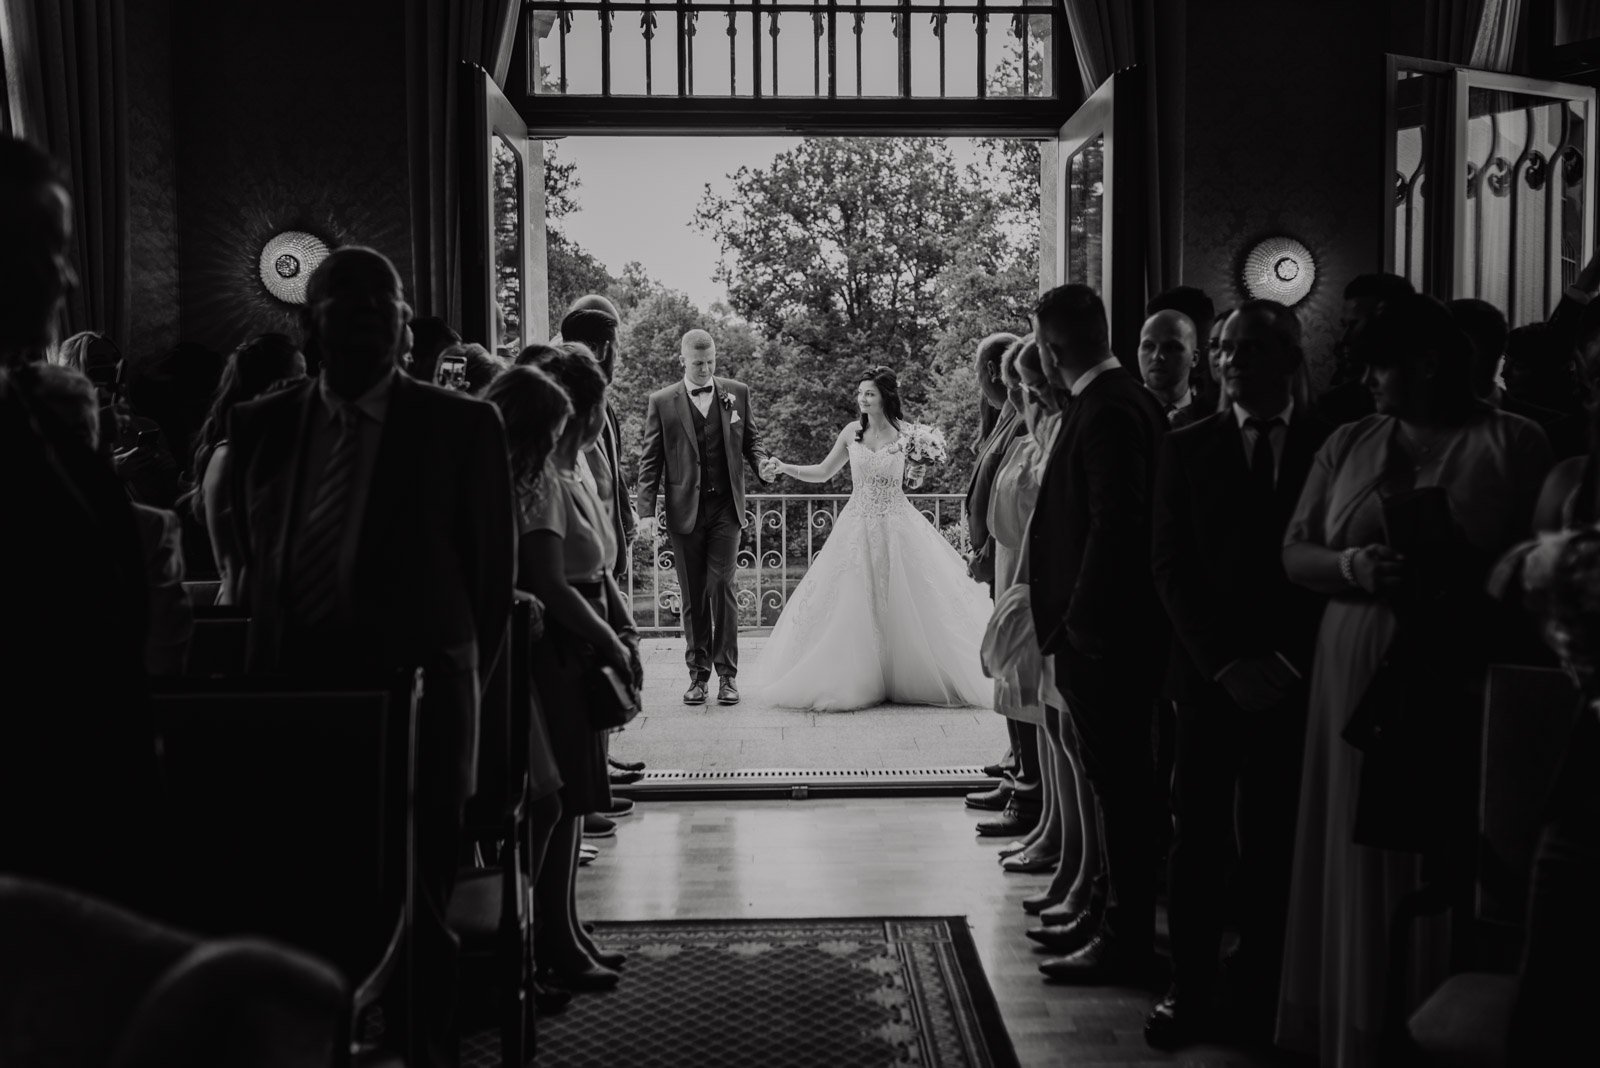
left=302, top=246, right=411, bottom=399
left=568, top=293, right=620, bottom=321
left=681, top=329, right=717, bottom=386
left=561, top=295, right=621, bottom=381
left=1136, top=309, right=1196, bottom=399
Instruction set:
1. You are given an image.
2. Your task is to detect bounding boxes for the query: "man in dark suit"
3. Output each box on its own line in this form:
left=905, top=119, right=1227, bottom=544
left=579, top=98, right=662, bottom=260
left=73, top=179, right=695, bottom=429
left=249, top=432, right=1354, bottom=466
left=1027, top=284, right=1168, bottom=983
left=1138, top=309, right=1204, bottom=429
left=1145, top=299, right=1332, bottom=1048
left=636, top=329, right=770, bottom=707
left=0, top=136, right=160, bottom=912
left=230, top=246, right=514, bottom=1068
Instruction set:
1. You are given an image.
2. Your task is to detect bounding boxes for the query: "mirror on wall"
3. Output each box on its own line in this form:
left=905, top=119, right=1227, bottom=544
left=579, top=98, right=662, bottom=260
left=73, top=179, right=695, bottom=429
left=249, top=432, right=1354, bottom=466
left=1065, top=134, right=1105, bottom=294
left=492, top=135, right=523, bottom=356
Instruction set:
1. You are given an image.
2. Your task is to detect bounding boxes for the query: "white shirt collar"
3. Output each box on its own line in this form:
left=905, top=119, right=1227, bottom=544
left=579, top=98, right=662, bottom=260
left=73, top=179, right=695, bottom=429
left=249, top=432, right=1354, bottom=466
left=1232, top=397, right=1295, bottom=429
left=1069, top=355, right=1121, bottom=397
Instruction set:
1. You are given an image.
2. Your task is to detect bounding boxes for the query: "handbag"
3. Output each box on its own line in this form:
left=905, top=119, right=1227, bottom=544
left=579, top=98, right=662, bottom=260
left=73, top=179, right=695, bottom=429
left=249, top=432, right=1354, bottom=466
left=586, top=663, right=639, bottom=731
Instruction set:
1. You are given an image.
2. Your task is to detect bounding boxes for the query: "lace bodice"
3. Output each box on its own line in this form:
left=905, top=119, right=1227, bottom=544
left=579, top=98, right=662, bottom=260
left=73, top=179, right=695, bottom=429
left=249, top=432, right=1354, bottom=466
left=847, top=438, right=910, bottom=517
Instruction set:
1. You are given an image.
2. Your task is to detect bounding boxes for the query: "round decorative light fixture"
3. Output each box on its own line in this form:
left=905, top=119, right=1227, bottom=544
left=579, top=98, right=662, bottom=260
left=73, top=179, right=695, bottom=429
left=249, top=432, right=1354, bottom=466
left=1241, top=236, right=1316, bottom=306
left=258, top=231, right=330, bottom=304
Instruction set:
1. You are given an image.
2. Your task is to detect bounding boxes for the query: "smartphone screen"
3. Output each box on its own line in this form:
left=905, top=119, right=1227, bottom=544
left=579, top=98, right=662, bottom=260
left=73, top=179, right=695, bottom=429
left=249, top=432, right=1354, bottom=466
left=437, top=355, right=468, bottom=390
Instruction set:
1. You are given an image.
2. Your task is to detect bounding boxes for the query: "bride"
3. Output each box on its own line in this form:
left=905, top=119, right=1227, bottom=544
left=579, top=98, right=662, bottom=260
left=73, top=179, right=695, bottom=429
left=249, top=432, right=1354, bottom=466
left=754, top=366, right=994, bottom=711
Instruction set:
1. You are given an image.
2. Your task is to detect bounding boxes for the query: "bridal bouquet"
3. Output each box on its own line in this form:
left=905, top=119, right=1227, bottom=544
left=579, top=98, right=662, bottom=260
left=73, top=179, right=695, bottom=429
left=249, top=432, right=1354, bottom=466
left=902, top=422, right=949, bottom=465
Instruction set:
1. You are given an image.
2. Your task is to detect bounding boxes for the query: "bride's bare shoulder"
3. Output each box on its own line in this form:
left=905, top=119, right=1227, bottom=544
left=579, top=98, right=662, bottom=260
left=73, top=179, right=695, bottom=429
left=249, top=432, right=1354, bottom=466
left=837, top=423, right=858, bottom=442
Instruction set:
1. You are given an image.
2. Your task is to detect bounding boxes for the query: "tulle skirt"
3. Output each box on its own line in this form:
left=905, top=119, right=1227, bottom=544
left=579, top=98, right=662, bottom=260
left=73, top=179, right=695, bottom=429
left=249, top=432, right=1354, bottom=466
left=754, top=497, right=994, bottom=711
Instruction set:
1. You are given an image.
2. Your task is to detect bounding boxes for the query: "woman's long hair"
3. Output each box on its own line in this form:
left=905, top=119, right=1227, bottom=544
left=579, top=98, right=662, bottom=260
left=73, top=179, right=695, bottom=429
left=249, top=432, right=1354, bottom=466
left=856, top=365, right=905, bottom=441
left=187, top=333, right=305, bottom=518
left=483, top=365, right=574, bottom=508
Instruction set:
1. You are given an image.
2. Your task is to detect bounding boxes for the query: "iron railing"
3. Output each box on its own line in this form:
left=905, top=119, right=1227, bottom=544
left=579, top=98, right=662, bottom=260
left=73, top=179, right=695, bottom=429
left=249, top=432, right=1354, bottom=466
left=523, top=0, right=1057, bottom=100
left=622, top=491, right=967, bottom=633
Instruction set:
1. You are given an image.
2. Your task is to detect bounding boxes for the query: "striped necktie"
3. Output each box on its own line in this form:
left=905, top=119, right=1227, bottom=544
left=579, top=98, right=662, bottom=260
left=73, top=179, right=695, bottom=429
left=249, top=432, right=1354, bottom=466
left=292, top=404, right=362, bottom=629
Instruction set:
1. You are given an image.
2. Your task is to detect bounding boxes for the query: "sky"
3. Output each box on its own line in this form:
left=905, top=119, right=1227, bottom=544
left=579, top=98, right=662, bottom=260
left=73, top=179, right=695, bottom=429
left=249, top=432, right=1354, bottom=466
left=554, top=136, right=999, bottom=310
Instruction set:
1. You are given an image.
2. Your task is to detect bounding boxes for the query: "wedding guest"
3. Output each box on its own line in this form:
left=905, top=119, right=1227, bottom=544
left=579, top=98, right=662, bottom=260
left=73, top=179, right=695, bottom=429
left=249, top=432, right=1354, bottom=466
left=434, top=342, right=508, bottom=395
left=1013, top=341, right=1104, bottom=923
left=481, top=364, right=577, bottom=997
left=229, top=246, right=514, bottom=1068
left=560, top=296, right=637, bottom=579
left=1314, top=272, right=1415, bottom=426
left=1145, top=300, right=1332, bottom=1049
left=962, top=332, right=1035, bottom=812
left=29, top=364, right=194, bottom=676
left=514, top=342, right=638, bottom=990
left=125, top=340, right=224, bottom=478
left=1205, top=309, right=1232, bottom=408
left=1138, top=310, right=1202, bottom=428
left=981, top=340, right=1053, bottom=872
left=0, top=135, right=159, bottom=909
left=1491, top=323, right=1588, bottom=460
left=1276, top=293, right=1551, bottom=1068
left=1148, top=286, right=1218, bottom=414
left=1028, top=284, right=1167, bottom=983
left=188, top=333, right=306, bottom=604
left=407, top=316, right=459, bottom=384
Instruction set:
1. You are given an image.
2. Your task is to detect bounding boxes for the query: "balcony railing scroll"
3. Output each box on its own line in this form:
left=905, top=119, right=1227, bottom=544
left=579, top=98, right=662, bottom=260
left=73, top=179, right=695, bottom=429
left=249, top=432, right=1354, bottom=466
left=622, top=491, right=968, bottom=633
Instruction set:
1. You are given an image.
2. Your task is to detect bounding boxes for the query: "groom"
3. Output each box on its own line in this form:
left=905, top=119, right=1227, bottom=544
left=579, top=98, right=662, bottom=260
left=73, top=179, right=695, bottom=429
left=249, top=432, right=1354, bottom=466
left=636, top=329, right=772, bottom=706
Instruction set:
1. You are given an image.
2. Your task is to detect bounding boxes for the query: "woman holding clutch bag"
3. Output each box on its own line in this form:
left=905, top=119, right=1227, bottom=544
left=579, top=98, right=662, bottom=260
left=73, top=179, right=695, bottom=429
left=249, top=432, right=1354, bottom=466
left=512, top=343, right=640, bottom=991
left=1275, top=295, right=1550, bottom=1067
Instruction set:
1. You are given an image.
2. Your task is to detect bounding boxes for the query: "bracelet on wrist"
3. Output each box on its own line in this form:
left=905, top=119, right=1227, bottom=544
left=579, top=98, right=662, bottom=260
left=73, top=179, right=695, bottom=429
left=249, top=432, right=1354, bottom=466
left=1338, top=547, right=1360, bottom=588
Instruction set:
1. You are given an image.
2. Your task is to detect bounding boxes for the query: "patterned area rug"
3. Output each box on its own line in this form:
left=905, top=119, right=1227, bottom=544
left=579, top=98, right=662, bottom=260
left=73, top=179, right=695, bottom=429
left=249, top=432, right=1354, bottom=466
left=463, top=916, right=1019, bottom=1068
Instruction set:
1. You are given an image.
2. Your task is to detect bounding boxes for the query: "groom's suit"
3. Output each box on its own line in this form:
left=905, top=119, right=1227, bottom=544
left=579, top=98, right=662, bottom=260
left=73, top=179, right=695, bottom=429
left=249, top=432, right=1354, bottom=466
left=636, top=377, right=769, bottom=681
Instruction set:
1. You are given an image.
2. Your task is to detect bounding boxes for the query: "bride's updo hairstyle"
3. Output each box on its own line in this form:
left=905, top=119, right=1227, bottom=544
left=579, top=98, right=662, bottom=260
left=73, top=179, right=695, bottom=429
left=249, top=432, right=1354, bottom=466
left=856, top=365, right=904, bottom=441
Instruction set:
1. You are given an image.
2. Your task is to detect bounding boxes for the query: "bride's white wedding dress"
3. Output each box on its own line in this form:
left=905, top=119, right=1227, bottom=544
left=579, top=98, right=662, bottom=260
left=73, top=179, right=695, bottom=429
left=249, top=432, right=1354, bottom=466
left=755, top=434, right=994, bottom=711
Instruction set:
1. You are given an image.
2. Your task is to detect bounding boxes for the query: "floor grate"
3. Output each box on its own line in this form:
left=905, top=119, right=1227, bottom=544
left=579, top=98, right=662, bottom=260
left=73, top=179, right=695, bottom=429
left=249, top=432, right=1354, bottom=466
left=614, top=766, right=996, bottom=798
left=636, top=766, right=988, bottom=781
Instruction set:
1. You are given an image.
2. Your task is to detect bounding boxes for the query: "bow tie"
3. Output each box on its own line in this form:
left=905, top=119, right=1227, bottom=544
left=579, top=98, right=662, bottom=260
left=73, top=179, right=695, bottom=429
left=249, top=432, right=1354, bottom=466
left=690, top=385, right=714, bottom=397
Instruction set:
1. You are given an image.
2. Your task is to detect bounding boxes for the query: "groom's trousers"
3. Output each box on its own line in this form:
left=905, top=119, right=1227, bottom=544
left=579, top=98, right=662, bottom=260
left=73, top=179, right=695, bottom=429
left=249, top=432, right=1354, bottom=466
left=670, top=492, right=742, bottom=680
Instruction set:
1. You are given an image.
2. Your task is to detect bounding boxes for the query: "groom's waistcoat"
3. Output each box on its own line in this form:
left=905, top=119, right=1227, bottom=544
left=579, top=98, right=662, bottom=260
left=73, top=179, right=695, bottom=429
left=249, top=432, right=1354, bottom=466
left=689, top=399, right=734, bottom=501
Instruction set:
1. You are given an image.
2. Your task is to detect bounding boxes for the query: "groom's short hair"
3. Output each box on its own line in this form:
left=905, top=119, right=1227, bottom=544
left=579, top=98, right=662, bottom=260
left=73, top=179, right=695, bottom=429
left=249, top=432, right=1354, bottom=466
left=1034, top=284, right=1110, bottom=360
left=560, top=306, right=619, bottom=379
left=681, top=329, right=715, bottom=355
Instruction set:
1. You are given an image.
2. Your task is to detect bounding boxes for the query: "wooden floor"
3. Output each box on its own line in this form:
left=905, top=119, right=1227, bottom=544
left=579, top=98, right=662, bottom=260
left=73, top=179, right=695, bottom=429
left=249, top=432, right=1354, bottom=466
left=577, top=797, right=1293, bottom=1066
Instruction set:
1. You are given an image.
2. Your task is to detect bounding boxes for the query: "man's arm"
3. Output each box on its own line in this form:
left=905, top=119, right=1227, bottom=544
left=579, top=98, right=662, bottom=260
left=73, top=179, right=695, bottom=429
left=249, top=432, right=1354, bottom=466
left=740, top=384, right=771, bottom=483
left=1063, top=402, right=1155, bottom=657
left=606, top=402, right=636, bottom=541
left=226, top=404, right=258, bottom=609
left=463, top=403, right=515, bottom=684
left=635, top=393, right=667, bottom=519
left=1150, top=434, right=1237, bottom=679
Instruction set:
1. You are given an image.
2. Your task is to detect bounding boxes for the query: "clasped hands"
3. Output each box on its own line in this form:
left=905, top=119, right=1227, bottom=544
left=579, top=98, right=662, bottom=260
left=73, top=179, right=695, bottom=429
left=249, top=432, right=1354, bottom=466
left=759, top=456, right=784, bottom=481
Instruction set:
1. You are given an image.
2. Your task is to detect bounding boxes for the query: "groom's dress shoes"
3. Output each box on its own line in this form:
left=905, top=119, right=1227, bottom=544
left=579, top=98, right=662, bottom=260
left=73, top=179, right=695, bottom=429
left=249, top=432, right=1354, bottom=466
left=1037, top=933, right=1157, bottom=985
left=683, top=680, right=708, bottom=705
left=717, top=677, right=740, bottom=705
left=975, top=797, right=1041, bottom=837
left=965, top=784, right=1011, bottom=811
left=608, top=768, right=643, bottom=786
left=609, top=756, right=646, bottom=772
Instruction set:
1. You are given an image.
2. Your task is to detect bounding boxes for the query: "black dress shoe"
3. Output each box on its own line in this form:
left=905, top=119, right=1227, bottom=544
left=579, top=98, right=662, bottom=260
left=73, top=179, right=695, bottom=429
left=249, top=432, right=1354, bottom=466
left=537, top=962, right=619, bottom=992
left=975, top=798, right=1041, bottom=837
left=600, top=797, right=636, bottom=817
left=964, top=784, right=1012, bottom=811
left=587, top=948, right=627, bottom=969
left=1038, top=933, right=1157, bottom=985
left=683, top=680, right=708, bottom=705
left=1025, top=909, right=1101, bottom=953
left=609, top=768, right=643, bottom=786
left=609, top=756, right=646, bottom=773
left=1021, top=891, right=1063, bottom=915
left=717, top=677, right=740, bottom=705
left=1144, top=988, right=1206, bottom=1050
left=982, top=760, right=1018, bottom=779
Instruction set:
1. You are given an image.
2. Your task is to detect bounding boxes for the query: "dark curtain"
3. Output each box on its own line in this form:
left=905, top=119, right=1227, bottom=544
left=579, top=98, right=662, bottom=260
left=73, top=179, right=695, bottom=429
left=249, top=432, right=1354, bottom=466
left=1425, top=0, right=1526, bottom=70
left=1060, top=0, right=1181, bottom=300
left=2, top=0, right=129, bottom=349
left=406, top=0, right=522, bottom=326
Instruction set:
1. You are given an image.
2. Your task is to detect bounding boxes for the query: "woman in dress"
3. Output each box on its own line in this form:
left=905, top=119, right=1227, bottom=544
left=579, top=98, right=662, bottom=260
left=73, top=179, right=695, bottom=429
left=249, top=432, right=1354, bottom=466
left=1276, top=295, right=1551, bottom=1067
left=756, top=366, right=993, bottom=711
left=514, top=343, right=640, bottom=990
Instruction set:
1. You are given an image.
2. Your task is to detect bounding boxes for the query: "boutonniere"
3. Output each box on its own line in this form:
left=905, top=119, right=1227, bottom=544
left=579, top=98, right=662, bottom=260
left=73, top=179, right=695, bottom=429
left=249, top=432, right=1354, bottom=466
left=718, top=391, right=734, bottom=412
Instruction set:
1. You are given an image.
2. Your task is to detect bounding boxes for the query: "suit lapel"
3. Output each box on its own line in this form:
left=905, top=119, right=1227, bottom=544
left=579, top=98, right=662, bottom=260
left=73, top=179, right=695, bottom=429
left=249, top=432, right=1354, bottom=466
left=359, top=375, right=425, bottom=574
left=715, top=378, right=738, bottom=479
left=673, top=382, right=700, bottom=461
left=1277, top=416, right=1319, bottom=510
left=274, top=384, right=319, bottom=599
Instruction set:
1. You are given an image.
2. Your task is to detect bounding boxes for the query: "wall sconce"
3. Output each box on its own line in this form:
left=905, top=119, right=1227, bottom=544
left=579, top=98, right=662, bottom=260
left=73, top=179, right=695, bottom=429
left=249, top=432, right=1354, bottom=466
left=259, top=231, right=330, bottom=304
left=1241, top=236, right=1315, bottom=306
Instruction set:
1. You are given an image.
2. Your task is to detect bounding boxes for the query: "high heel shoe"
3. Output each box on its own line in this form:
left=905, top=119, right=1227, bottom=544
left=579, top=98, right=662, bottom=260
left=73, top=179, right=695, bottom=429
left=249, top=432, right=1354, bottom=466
left=996, top=840, right=1030, bottom=859
left=1001, top=850, right=1061, bottom=874
left=537, top=960, right=620, bottom=992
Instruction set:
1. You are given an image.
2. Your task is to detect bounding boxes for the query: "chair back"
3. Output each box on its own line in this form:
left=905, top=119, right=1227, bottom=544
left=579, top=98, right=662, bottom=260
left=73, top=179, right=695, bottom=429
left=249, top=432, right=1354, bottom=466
left=465, top=595, right=533, bottom=829
left=183, top=607, right=249, bottom=676
left=1477, top=664, right=1583, bottom=926
left=151, top=672, right=418, bottom=990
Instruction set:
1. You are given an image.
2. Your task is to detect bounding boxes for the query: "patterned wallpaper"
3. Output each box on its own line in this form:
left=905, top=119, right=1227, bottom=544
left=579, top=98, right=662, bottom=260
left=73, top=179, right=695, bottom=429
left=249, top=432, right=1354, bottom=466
left=1180, top=0, right=1387, bottom=389
left=126, top=0, right=179, bottom=363
left=171, top=1, right=413, bottom=356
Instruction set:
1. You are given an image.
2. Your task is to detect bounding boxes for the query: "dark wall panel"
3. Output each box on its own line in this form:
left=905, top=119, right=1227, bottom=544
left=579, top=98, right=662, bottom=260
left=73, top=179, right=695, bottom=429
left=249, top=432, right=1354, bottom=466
left=1181, top=0, right=1387, bottom=387
left=126, top=0, right=179, bottom=363
left=173, top=0, right=412, bottom=355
